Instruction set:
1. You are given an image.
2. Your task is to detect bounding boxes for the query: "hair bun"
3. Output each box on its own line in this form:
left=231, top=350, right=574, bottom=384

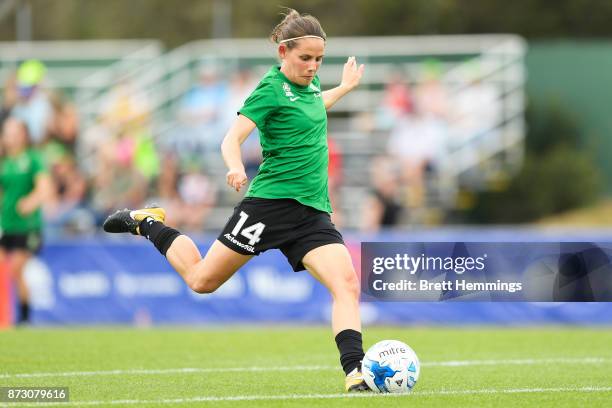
left=269, top=8, right=326, bottom=47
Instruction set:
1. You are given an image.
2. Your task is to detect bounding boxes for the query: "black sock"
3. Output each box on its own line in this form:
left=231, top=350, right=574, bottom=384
left=139, top=218, right=181, bottom=256
left=19, top=302, right=30, bottom=323
left=335, top=329, right=365, bottom=375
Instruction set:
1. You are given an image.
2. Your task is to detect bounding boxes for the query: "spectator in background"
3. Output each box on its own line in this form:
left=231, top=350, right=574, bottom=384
left=1, top=73, right=18, bottom=126
left=131, top=127, right=160, bottom=182
left=414, top=59, right=449, bottom=120
left=222, top=67, right=259, bottom=130
left=44, top=151, right=93, bottom=236
left=86, top=77, right=159, bottom=222
left=362, top=156, right=403, bottom=232
left=176, top=162, right=217, bottom=231
left=224, top=67, right=261, bottom=178
left=376, top=68, right=413, bottom=130
left=47, top=95, right=79, bottom=152
left=352, top=67, right=414, bottom=133
left=77, top=115, right=115, bottom=178
left=10, top=60, right=54, bottom=145
left=79, top=77, right=149, bottom=178
left=387, top=59, right=449, bottom=210
left=0, top=118, right=53, bottom=324
left=99, top=78, right=150, bottom=129
left=90, top=127, right=150, bottom=221
left=152, top=153, right=184, bottom=228
left=174, top=62, right=229, bottom=160
left=33, top=90, right=96, bottom=235
left=451, top=60, right=501, bottom=146
left=387, top=109, right=446, bottom=209
left=151, top=154, right=217, bottom=232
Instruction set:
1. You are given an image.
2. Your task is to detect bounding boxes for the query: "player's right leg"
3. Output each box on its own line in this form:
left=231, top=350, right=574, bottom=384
left=103, top=206, right=252, bottom=293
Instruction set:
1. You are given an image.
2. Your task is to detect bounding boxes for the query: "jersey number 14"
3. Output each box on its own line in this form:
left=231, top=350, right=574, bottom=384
left=231, top=211, right=266, bottom=245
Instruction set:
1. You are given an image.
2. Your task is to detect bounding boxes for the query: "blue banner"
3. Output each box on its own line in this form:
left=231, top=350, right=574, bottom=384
left=14, top=233, right=612, bottom=325
left=26, top=238, right=331, bottom=324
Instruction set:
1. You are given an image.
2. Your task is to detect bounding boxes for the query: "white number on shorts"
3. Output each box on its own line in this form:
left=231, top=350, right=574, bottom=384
left=231, top=211, right=266, bottom=245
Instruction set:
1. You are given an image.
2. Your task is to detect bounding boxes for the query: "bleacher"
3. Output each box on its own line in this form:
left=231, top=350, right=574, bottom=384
left=0, top=40, right=163, bottom=97
left=1, top=35, right=526, bottom=231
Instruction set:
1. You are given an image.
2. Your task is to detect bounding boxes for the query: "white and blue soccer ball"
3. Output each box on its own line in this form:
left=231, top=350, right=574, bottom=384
left=361, top=339, right=420, bottom=393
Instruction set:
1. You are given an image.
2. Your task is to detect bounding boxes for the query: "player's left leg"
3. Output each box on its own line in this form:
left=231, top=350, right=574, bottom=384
left=301, top=243, right=368, bottom=392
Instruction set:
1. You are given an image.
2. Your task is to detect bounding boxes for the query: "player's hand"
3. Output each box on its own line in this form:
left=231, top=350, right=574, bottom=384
left=17, top=196, right=37, bottom=216
left=340, top=56, right=365, bottom=92
left=226, top=168, right=248, bottom=192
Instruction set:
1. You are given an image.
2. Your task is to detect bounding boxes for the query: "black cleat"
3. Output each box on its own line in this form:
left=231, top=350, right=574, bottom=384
left=103, top=206, right=166, bottom=235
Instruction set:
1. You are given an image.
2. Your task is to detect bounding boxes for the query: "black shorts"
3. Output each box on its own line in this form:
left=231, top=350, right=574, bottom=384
left=218, top=197, right=344, bottom=272
left=0, top=231, right=43, bottom=254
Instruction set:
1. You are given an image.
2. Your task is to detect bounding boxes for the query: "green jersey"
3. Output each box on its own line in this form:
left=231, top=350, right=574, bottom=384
left=0, top=148, right=46, bottom=233
left=239, top=66, right=331, bottom=213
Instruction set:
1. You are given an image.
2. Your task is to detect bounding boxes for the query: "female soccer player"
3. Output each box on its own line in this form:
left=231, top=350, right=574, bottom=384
left=104, top=9, right=368, bottom=392
left=0, top=117, right=51, bottom=324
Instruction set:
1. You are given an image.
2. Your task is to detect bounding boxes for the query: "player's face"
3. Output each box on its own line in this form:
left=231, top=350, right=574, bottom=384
left=1, top=118, right=28, bottom=153
left=279, top=38, right=325, bottom=86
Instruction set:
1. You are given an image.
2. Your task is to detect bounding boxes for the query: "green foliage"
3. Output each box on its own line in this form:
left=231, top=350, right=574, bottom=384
left=524, top=98, right=582, bottom=155
left=4, top=0, right=612, bottom=43
left=469, top=147, right=601, bottom=223
left=466, top=99, right=602, bottom=223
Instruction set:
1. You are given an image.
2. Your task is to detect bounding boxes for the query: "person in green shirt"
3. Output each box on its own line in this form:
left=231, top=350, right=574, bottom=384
left=0, top=117, right=52, bottom=324
left=104, top=9, right=369, bottom=392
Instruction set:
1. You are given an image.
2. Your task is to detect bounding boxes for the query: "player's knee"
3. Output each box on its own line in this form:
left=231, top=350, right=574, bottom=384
left=334, top=269, right=360, bottom=301
left=187, top=276, right=219, bottom=294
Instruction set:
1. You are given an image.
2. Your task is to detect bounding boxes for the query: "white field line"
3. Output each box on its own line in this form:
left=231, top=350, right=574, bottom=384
left=0, top=357, right=609, bottom=380
left=3, top=386, right=612, bottom=407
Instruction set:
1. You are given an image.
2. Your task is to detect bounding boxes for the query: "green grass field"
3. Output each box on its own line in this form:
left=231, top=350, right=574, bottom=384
left=1, top=327, right=611, bottom=407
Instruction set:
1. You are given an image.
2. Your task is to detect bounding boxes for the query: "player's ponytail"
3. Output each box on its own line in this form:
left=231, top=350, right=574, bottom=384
left=270, top=8, right=326, bottom=49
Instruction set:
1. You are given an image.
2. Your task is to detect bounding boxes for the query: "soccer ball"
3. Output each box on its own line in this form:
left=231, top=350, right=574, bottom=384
left=361, top=339, right=420, bottom=393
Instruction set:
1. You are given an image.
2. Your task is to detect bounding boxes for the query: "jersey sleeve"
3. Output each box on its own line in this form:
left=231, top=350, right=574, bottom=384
left=30, top=150, right=48, bottom=177
left=238, top=81, right=278, bottom=129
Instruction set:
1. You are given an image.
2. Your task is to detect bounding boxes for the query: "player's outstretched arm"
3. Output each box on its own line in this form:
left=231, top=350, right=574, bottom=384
left=322, top=56, right=365, bottom=110
left=221, top=114, right=257, bottom=192
left=17, top=172, right=53, bottom=216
